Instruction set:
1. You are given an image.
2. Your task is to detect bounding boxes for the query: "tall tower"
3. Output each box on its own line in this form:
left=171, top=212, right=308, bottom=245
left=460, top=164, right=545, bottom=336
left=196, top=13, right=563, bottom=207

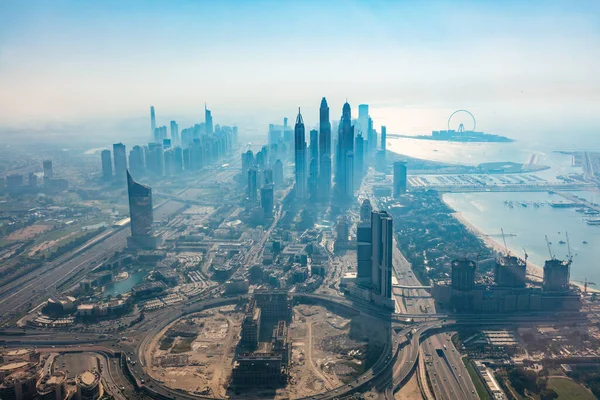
left=393, top=161, right=407, bottom=197
left=337, top=101, right=354, bottom=199
left=112, top=143, right=127, bottom=181
left=170, top=121, right=179, bottom=146
left=358, top=104, right=369, bottom=148
left=294, top=109, right=307, bottom=200
left=126, top=171, right=157, bottom=249
left=43, top=160, right=53, bottom=180
left=318, top=97, right=332, bottom=201
left=205, top=104, right=213, bottom=135
left=381, top=126, right=387, bottom=151
left=247, top=167, right=258, bottom=202
left=101, top=150, right=112, bottom=181
left=261, top=184, right=274, bottom=219
left=355, top=134, right=364, bottom=187
left=309, top=129, right=319, bottom=202
left=371, top=210, right=393, bottom=299
left=150, top=106, right=156, bottom=140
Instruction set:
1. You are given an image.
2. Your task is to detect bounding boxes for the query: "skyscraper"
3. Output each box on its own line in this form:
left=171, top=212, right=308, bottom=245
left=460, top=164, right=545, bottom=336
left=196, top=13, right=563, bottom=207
left=318, top=97, right=332, bottom=201
left=170, top=121, right=179, bottom=146
left=247, top=167, right=258, bottom=202
left=367, top=117, right=375, bottom=157
left=126, top=171, right=157, bottom=249
left=43, top=160, right=53, bottom=180
left=308, top=129, right=319, bottom=201
left=274, top=159, right=284, bottom=187
left=101, top=150, right=112, bottom=181
left=150, top=106, right=156, bottom=140
left=393, top=161, right=407, bottom=197
left=294, top=109, right=307, bottom=200
left=112, top=143, right=127, bottom=181
left=371, top=210, right=393, bottom=299
left=360, top=199, right=372, bottom=223
left=354, top=134, right=364, bottom=187
left=261, top=184, right=274, bottom=219
left=336, top=101, right=355, bottom=199
left=381, top=126, right=387, bottom=151
left=128, top=145, right=145, bottom=177
left=358, top=104, right=369, bottom=143
left=205, top=105, right=213, bottom=135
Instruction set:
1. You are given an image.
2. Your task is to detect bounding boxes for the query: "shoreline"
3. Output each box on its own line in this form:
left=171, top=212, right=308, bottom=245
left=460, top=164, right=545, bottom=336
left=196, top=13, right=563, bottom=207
left=447, top=206, right=597, bottom=293
left=449, top=210, right=544, bottom=282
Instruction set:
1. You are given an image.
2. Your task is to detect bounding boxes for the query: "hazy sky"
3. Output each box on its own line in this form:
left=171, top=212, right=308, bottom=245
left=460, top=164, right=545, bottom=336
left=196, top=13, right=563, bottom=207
left=1, top=0, right=599, bottom=139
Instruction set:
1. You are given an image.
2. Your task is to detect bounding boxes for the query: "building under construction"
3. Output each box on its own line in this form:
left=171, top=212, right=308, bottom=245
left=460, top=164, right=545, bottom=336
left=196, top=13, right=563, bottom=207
left=232, top=292, right=292, bottom=387
left=432, top=256, right=581, bottom=313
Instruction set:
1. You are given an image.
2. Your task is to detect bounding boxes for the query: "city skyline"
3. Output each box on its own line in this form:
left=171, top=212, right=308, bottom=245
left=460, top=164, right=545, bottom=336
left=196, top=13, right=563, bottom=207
left=1, top=1, right=599, bottom=140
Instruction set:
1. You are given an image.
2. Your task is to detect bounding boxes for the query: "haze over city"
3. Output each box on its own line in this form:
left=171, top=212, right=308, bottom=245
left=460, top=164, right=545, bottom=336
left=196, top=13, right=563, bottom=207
left=1, top=0, right=600, bottom=143
left=1, top=2, right=600, bottom=400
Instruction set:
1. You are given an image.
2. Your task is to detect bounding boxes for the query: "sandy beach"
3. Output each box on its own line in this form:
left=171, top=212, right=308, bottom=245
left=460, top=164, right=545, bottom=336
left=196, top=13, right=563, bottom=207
left=450, top=210, right=596, bottom=293
left=450, top=211, right=544, bottom=281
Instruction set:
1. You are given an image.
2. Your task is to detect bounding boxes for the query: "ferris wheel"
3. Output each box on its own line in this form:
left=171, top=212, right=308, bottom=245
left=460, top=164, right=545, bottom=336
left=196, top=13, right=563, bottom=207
left=447, top=110, right=476, bottom=133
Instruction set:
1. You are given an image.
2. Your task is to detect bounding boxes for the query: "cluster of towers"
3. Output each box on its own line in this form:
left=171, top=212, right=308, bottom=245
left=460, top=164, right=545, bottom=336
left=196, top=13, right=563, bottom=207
left=101, top=106, right=237, bottom=182
left=290, top=99, right=387, bottom=203
left=352, top=199, right=395, bottom=307
left=242, top=147, right=284, bottom=219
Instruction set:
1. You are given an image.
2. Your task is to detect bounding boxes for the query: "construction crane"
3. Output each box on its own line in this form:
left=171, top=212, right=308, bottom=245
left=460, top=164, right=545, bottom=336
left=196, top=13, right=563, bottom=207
left=545, top=235, right=555, bottom=260
left=501, top=228, right=510, bottom=256
left=573, top=278, right=596, bottom=294
left=522, top=247, right=528, bottom=262
left=565, top=231, right=573, bottom=264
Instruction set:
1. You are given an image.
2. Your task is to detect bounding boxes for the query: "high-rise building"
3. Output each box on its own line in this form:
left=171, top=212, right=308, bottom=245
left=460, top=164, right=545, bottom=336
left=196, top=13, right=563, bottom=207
left=309, top=157, right=318, bottom=201
left=345, top=152, right=354, bottom=198
left=494, top=255, right=527, bottom=288
left=336, top=101, right=354, bottom=199
left=28, top=172, right=37, bottom=187
left=43, top=160, right=53, bottom=179
left=274, top=159, right=284, bottom=186
left=261, top=184, right=274, bottom=219
left=360, top=199, right=373, bottom=223
left=205, top=105, right=213, bottom=135
left=247, top=167, right=258, bottom=202
left=318, top=97, right=332, bottom=201
left=101, top=150, right=112, bottom=180
left=129, top=145, right=145, bottom=176
left=367, top=117, right=375, bottom=157
left=381, top=126, right=387, bottom=151
left=126, top=171, right=157, bottom=249
left=112, top=143, right=127, bottom=181
left=393, top=161, right=407, bottom=197
left=146, top=143, right=164, bottom=176
left=543, top=259, right=570, bottom=292
left=354, top=134, right=364, bottom=186
left=170, top=121, right=179, bottom=146
left=172, top=147, right=183, bottom=174
left=451, top=258, right=476, bottom=291
left=371, top=210, right=393, bottom=299
left=358, top=104, right=369, bottom=145
left=242, top=150, right=254, bottom=175
left=294, top=109, right=307, bottom=200
left=264, top=168, right=273, bottom=185
left=357, top=202, right=373, bottom=280
left=154, top=126, right=167, bottom=143
left=150, top=106, right=156, bottom=139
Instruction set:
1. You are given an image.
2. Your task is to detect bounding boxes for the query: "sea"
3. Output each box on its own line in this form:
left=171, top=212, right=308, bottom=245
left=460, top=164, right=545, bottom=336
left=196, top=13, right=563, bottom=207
left=387, top=135, right=600, bottom=286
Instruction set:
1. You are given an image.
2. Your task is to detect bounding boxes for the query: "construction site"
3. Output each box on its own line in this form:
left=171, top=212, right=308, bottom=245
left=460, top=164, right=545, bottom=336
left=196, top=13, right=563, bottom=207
left=147, top=291, right=387, bottom=399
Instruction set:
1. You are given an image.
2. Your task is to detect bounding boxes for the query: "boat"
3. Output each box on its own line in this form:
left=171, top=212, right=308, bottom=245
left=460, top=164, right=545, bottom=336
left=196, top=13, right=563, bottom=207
left=583, top=241, right=588, bottom=244
left=587, top=219, right=600, bottom=225
left=559, top=240, right=566, bottom=245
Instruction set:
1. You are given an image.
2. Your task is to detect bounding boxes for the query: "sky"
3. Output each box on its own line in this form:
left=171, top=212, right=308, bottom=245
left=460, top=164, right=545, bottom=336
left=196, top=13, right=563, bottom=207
left=1, top=0, right=599, bottom=142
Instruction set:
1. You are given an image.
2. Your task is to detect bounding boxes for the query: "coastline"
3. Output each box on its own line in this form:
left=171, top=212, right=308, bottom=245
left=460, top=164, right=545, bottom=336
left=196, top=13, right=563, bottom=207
left=449, top=211, right=544, bottom=282
left=447, top=206, right=597, bottom=293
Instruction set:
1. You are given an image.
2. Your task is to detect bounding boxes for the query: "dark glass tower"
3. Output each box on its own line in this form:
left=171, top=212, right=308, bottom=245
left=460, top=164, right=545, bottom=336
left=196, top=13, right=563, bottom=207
left=127, top=171, right=158, bottom=249
left=393, top=161, right=407, bottom=197
left=318, top=97, right=332, bottom=201
left=113, top=143, right=127, bottom=182
left=371, top=210, right=393, bottom=299
left=336, top=101, right=354, bottom=198
left=101, top=150, right=112, bottom=181
left=294, top=109, right=307, bottom=200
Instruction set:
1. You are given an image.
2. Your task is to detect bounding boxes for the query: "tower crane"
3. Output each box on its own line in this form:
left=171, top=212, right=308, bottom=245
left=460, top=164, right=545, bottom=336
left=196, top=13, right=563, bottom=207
left=545, top=235, right=555, bottom=260
left=501, top=228, right=509, bottom=256
left=522, top=247, right=528, bottom=262
left=572, top=278, right=596, bottom=294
